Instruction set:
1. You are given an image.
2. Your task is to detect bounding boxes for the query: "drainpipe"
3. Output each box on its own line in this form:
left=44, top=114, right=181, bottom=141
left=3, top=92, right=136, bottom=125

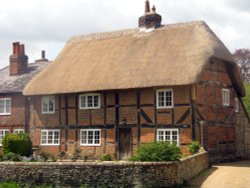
left=199, top=120, right=205, bottom=147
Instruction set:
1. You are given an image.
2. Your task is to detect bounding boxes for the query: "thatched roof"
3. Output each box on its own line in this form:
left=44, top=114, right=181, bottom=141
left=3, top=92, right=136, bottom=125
left=0, top=61, right=49, bottom=93
left=23, top=21, right=245, bottom=96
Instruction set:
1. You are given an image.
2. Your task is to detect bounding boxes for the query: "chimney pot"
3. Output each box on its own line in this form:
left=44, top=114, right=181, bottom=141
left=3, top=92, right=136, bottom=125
left=42, top=50, right=45, bottom=59
left=20, top=44, right=25, bottom=55
left=152, top=5, right=156, bottom=13
left=145, top=0, right=150, bottom=13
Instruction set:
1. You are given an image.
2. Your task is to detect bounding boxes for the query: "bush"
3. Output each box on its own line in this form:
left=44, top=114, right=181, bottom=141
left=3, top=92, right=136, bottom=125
left=129, top=141, right=182, bottom=162
left=58, top=151, right=66, bottom=161
left=3, top=152, right=22, bottom=162
left=2, top=133, right=32, bottom=156
left=39, top=151, right=50, bottom=162
left=188, top=141, right=201, bottom=155
left=100, top=154, right=112, bottom=161
left=71, top=145, right=82, bottom=161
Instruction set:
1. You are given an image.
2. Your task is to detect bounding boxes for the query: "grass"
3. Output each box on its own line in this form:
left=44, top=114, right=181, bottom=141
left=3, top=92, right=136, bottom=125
left=0, top=183, right=53, bottom=188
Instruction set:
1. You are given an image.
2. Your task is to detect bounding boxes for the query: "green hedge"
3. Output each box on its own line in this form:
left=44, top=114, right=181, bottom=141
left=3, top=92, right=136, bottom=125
left=2, top=133, right=32, bottom=156
left=130, top=141, right=182, bottom=162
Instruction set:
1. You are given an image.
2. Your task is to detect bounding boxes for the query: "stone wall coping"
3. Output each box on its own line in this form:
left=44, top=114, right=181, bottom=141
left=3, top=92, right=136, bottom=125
left=0, top=151, right=207, bottom=166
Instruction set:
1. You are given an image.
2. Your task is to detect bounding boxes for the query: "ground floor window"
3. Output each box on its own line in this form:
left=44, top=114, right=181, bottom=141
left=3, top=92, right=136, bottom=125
left=41, top=129, right=60, bottom=145
left=0, top=129, right=10, bottom=146
left=80, top=129, right=101, bottom=146
left=157, top=129, right=179, bottom=145
left=13, top=129, right=25, bottom=134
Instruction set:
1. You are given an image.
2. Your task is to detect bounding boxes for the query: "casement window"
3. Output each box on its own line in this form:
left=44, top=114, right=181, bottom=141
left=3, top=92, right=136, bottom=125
left=156, top=89, right=173, bottom=109
left=0, top=98, right=11, bottom=115
left=157, top=129, right=179, bottom=145
left=41, top=129, right=60, bottom=145
left=80, top=129, right=101, bottom=146
left=0, top=129, right=10, bottom=146
left=222, top=89, right=230, bottom=106
left=234, top=98, right=239, bottom=112
left=13, top=129, right=25, bottom=134
left=79, top=93, right=101, bottom=109
left=41, top=96, right=55, bottom=114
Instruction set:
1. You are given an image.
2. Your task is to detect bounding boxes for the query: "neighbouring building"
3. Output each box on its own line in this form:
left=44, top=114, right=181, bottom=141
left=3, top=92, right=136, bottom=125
left=0, top=42, right=49, bottom=150
left=23, top=1, right=250, bottom=162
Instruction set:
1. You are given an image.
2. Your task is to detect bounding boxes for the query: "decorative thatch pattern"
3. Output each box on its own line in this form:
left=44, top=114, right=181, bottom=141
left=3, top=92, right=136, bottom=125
left=0, top=61, right=49, bottom=93
left=23, top=21, right=244, bottom=96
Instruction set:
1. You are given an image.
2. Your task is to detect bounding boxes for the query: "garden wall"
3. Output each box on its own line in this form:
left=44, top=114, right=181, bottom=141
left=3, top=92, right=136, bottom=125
left=0, top=152, right=208, bottom=187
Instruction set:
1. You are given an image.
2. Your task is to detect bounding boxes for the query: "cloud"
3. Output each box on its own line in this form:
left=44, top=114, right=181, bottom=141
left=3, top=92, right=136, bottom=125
left=0, top=0, right=250, bottom=68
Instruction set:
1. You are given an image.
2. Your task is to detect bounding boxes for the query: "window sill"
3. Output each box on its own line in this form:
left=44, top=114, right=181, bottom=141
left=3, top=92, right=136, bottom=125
left=79, top=107, right=101, bottom=110
left=80, top=144, right=101, bottom=147
left=156, top=106, right=173, bottom=109
left=0, top=113, right=11, bottom=116
left=41, top=112, right=55, bottom=114
left=40, top=144, right=60, bottom=146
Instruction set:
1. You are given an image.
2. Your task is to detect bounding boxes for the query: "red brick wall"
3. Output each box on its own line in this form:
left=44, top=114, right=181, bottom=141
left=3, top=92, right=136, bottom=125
left=195, top=59, right=246, bottom=160
left=0, top=93, right=26, bottom=132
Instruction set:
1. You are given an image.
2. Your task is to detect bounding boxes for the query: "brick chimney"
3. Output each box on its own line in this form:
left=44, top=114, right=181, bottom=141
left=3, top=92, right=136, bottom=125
left=9, top=42, right=28, bottom=75
left=138, top=0, right=162, bottom=29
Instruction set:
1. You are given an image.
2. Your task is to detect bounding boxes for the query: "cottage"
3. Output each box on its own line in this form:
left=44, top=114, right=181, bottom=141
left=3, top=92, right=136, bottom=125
left=0, top=42, right=49, bottom=148
left=23, top=1, right=250, bottom=161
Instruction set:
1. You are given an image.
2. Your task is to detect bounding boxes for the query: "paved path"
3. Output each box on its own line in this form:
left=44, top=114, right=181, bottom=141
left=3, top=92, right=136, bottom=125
left=187, top=161, right=250, bottom=188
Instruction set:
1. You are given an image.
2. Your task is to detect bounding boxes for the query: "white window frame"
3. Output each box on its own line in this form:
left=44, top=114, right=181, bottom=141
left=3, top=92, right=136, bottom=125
left=234, top=98, right=239, bottom=112
left=80, top=129, right=101, bottom=146
left=157, top=129, right=179, bottom=146
left=0, top=98, right=11, bottom=115
left=41, top=96, right=55, bottom=114
left=40, top=129, right=60, bottom=146
left=79, top=93, right=101, bottom=109
left=222, top=89, right=230, bottom=106
left=156, top=89, right=173, bottom=109
left=0, top=129, right=10, bottom=146
left=13, top=129, right=25, bottom=134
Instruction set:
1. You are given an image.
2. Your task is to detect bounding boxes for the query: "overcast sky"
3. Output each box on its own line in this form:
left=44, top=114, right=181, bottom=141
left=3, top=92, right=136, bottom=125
left=0, top=0, right=250, bottom=69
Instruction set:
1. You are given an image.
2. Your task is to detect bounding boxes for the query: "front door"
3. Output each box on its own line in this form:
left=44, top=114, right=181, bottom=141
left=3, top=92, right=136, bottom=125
left=119, top=128, right=132, bottom=160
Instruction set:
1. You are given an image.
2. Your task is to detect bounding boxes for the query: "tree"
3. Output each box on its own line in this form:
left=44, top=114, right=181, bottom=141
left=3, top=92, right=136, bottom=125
left=233, top=49, right=250, bottom=82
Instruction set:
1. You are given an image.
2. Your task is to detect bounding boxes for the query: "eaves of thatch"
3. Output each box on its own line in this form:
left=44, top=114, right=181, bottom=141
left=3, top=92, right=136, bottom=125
left=23, top=21, right=245, bottom=97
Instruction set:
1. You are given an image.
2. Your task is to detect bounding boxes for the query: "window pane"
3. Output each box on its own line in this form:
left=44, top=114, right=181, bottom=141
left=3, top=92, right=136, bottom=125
left=88, top=131, right=93, bottom=144
left=94, top=95, right=99, bottom=107
left=49, top=98, right=54, bottom=112
left=87, top=96, right=93, bottom=107
left=94, top=131, right=100, bottom=144
left=82, top=131, right=87, bottom=144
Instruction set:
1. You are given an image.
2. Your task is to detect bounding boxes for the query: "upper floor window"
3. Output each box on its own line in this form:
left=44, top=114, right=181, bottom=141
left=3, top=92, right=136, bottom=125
left=13, top=129, right=25, bottom=134
left=156, top=89, right=173, bottom=109
left=0, top=129, right=10, bottom=146
left=80, top=129, right=101, bottom=146
left=41, top=129, right=60, bottom=145
left=157, top=129, right=179, bottom=146
left=0, top=98, right=11, bottom=115
left=79, top=93, right=101, bottom=109
left=234, top=98, right=239, bottom=112
left=222, top=89, right=230, bottom=106
left=42, top=96, right=55, bottom=114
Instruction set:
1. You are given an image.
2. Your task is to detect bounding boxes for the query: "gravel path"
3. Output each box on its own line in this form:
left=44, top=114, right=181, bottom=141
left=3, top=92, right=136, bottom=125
left=187, top=161, right=250, bottom=188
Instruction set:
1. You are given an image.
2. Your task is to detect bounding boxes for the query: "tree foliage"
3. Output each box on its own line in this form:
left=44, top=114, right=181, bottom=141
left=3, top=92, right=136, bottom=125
left=233, top=49, right=250, bottom=82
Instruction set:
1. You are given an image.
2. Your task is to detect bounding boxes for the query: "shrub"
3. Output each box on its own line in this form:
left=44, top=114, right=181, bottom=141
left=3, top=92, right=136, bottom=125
left=71, top=145, right=82, bottom=161
left=58, top=151, right=66, bottom=161
left=129, top=141, right=182, bottom=162
left=188, top=141, right=201, bottom=155
left=39, top=151, right=50, bottom=162
left=3, top=152, right=22, bottom=162
left=100, top=154, right=112, bottom=161
left=2, top=133, right=32, bottom=156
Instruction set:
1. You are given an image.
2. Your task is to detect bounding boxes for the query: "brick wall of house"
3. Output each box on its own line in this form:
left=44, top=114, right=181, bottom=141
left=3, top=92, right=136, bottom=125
left=195, top=59, right=249, bottom=162
left=29, top=86, right=194, bottom=159
left=0, top=93, right=27, bottom=132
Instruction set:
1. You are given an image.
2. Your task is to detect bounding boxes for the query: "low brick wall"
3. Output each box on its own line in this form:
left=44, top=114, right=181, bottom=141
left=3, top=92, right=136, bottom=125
left=0, top=152, right=208, bottom=187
